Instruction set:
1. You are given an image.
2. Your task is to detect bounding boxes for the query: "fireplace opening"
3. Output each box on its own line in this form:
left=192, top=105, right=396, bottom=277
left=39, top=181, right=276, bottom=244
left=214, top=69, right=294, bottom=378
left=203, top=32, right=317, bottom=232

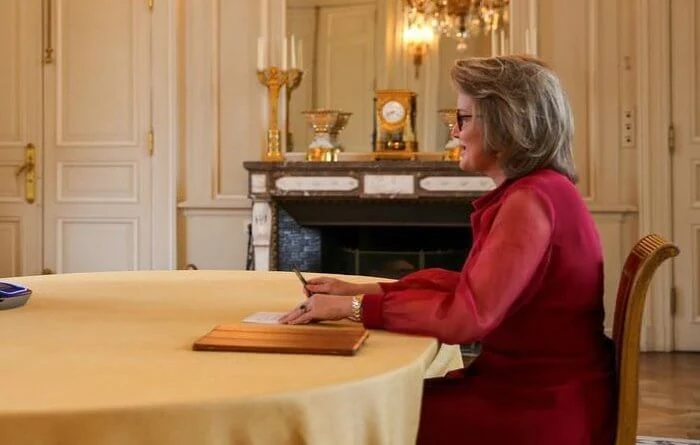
left=275, top=203, right=474, bottom=280
left=321, top=226, right=471, bottom=279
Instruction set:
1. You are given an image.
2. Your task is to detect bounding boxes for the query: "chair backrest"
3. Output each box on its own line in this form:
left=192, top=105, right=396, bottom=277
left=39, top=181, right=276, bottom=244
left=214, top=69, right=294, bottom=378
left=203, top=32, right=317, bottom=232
left=612, top=234, right=680, bottom=445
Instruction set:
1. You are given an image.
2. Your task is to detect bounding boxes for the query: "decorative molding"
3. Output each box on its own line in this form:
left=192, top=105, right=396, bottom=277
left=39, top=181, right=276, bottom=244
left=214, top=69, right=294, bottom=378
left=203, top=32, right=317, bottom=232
left=528, top=0, right=539, bottom=55
left=56, top=218, right=139, bottom=273
left=178, top=197, right=252, bottom=210
left=584, top=0, right=599, bottom=202
left=693, top=225, right=700, bottom=323
left=693, top=161, right=700, bottom=208
left=56, top=162, right=138, bottom=203
left=244, top=161, right=497, bottom=200
left=636, top=0, right=673, bottom=351
left=587, top=204, right=638, bottom=214
left=251, top=201, right=272, bottom=271
left=150, top=0, right=179, bottom=269
left=275, top=176, right=359, bottom=192
left=509, top=0, right=529, bottom=54
left=54, top=0, right=139, bottom=149
left=251, top=173, right=267, bottom=194
left=693, top=2, right=700, bottom=145
left=363, top=174, right=414, bottom=195
left=419, top=30, right=440, bottom=155
left=180, top=207, right=252, bottom=217
left=212, top=0, right=223, bottom=199
left=419, top=176, right=496, bottom=192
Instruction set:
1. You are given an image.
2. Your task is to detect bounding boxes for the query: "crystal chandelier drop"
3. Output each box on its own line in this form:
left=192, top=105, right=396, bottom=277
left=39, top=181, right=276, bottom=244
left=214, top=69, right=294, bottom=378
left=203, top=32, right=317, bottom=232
left=404, top=0, right=510, bottom=52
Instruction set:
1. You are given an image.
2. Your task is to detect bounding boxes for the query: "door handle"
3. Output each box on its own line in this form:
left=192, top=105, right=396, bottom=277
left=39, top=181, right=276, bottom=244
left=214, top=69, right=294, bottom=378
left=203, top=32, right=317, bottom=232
left=15, top=160, right=34, bottom=176
left=15, top=143, right=36, bottom=204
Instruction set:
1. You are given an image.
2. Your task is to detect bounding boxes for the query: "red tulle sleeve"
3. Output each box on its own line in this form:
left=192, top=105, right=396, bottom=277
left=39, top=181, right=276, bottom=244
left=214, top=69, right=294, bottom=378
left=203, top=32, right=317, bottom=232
left=378, top=268, right=462, bottom=293
left=361, top=187, right=555, bottom=344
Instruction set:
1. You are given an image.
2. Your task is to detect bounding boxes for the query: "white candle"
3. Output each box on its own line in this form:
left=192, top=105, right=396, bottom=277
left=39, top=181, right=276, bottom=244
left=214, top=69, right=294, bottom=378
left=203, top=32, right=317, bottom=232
left=529, top=0, right=538, bottom=55
left=525, top=29, right=531, bottom=54
left=491, top=30, right=497, bottom=56
left=257, top=37, right=264, bottom=70
left=499, top=30, right=505, bottom=55
left=290, top=35, right=297, bottom=68
left=298, top=40, right=303, bottom=70
left=282, top=37, right=288, bottom=69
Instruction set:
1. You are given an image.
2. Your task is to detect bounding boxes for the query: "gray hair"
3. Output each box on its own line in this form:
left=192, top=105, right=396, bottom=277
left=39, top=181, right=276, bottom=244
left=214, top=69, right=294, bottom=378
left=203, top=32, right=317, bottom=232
left=450, top=55, right=577, bottom=182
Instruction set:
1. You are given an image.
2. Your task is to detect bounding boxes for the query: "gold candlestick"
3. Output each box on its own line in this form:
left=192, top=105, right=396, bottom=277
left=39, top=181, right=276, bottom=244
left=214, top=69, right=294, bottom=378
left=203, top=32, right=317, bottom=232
left=284, top=68, right=304, bottom=152
left=257, top=67, right=289, bottom=162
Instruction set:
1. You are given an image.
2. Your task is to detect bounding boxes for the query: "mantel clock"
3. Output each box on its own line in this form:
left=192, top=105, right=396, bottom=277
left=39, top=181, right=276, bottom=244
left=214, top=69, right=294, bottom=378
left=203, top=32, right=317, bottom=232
left=374, top=90, right=417, bottom=159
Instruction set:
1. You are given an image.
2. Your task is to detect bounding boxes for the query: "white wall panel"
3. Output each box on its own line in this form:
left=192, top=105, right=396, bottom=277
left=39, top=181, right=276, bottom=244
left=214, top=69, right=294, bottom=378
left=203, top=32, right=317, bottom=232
left=57, top=0, right=137, bottom=146
left=181, top=209, right=251, bottom=270
left=57, top=162, right=137, bottom=202
left=57, top=218, right=137, bottom=272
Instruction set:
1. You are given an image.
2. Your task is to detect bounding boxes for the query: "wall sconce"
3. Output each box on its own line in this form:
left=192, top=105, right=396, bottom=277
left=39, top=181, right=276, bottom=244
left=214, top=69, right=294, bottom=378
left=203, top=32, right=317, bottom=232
left=404, top=23, right=433, bottom=79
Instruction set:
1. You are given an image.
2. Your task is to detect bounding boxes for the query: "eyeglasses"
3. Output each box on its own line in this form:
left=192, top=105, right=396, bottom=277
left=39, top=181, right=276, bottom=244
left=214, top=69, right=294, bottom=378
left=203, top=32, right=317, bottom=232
left=456, top=112, right=474, bottom=132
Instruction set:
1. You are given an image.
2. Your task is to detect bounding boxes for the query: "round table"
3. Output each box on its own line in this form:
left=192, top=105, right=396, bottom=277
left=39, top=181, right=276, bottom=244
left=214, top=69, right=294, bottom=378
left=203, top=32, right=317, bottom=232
left=0, top=270, right=462, bottom=445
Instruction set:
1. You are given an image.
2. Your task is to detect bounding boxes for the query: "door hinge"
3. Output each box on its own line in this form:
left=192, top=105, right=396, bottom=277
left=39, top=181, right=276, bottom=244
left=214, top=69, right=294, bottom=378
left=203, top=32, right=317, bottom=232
left=147, top=0, right=153, bottom=11
left=147, top=129, right=154, bottom=156
left=668, top=123, right=675, bottom=153
left=670, top=286, right=677, bottom=316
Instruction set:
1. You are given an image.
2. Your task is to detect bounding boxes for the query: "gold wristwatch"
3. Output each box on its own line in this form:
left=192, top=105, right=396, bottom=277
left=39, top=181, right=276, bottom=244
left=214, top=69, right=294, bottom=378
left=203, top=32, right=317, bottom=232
left=349, top=295, right=364, bottom=322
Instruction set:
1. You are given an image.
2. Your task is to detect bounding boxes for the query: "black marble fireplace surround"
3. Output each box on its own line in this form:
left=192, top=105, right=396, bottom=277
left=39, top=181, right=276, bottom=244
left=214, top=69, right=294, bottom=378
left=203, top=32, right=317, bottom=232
left=243, top=161, right=495, bottom=278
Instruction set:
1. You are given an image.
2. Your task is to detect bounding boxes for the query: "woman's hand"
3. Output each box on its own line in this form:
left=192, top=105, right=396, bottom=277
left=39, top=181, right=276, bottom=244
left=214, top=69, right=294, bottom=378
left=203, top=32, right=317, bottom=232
left=279, top=294, right=354, bottom=325
left=303, top=276, right=359, bottom=297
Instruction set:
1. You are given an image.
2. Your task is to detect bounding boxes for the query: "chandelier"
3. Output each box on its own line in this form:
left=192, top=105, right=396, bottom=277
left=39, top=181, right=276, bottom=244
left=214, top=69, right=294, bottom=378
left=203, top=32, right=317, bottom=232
left=404, top=0, right=510, bottom=52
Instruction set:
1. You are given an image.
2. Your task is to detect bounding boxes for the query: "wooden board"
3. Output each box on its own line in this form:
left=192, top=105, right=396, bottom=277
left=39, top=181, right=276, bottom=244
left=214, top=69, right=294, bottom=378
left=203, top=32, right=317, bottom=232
left=193, top=323, right=370, bottom=356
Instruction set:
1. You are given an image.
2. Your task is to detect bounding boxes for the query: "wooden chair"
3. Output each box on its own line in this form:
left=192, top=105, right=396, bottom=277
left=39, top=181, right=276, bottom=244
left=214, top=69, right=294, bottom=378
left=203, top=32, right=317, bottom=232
left=612, top=234, right=680, bottom=445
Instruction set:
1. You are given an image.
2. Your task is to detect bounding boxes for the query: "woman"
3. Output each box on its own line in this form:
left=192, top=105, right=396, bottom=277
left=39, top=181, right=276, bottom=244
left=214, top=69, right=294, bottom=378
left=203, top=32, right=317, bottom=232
left=280, top=55, right=616, bottom=445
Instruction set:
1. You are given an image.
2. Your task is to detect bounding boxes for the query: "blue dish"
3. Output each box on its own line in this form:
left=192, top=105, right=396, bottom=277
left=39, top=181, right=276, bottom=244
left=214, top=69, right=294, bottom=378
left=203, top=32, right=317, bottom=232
left=0, top=282, right=32, bottom=310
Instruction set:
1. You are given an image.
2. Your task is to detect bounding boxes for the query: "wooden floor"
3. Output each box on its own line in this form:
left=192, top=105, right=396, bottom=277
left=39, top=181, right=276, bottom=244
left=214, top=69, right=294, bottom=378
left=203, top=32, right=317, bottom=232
left=638, top=352, right=700, bottom=440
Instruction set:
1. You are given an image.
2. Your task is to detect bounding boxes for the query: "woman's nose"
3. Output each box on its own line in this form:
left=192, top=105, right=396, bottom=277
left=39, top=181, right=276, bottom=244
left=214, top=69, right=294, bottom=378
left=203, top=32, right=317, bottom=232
left=450, top=123, right=459, bottom=138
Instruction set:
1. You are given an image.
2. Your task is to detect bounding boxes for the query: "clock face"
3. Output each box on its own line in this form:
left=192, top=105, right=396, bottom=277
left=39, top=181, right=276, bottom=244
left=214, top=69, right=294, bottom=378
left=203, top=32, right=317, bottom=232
left=381, top=100, right=406, bottom=124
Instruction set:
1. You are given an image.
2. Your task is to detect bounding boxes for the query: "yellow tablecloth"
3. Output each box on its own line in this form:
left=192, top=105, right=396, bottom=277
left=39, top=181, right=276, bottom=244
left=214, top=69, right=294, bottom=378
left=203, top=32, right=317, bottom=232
left=0, top=270, right=462, bottom=445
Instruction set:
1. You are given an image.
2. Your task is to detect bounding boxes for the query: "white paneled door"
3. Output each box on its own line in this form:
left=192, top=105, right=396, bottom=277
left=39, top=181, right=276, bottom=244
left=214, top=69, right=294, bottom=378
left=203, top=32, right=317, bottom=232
left=43, top=0, right=153, bottom=273
left=0, top=0, right=43, bottom=277
left=672, top=0, right=700, bottom=350
left=0, top=0, right=156, bottom=276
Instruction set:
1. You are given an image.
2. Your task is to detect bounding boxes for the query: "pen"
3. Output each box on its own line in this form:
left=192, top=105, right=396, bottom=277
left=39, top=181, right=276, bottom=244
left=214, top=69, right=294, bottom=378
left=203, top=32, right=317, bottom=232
left=293, top=266, right=308, bottom=287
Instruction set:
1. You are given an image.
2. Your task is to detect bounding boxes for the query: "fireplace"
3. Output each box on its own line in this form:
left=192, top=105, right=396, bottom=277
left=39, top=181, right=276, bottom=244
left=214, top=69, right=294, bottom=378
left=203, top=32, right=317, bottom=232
left=242, top=160, right=494, bottom=273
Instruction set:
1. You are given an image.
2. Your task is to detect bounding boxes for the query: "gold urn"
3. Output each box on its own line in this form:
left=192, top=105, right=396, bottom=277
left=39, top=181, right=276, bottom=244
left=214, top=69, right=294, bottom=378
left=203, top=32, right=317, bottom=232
left=438, top=109, right=462, bottom=161
left=302, top=109, right=352, bottom=162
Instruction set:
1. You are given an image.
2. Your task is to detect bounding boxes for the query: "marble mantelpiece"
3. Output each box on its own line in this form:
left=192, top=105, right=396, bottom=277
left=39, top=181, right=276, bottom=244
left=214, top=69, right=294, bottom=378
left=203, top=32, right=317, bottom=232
left=242, top=161, right=496, bottom=271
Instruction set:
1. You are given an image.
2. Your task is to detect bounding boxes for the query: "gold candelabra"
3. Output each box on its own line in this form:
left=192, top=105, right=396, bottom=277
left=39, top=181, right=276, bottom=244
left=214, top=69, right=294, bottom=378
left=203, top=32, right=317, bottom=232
left=284, top=68, right=304, bottom=152
left=257, top=67, right=289, bottom=162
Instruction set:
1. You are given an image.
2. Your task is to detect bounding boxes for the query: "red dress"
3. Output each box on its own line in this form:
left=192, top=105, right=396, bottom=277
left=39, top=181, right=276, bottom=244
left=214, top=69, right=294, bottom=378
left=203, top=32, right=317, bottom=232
left=361, top=169, right=616, bottom=445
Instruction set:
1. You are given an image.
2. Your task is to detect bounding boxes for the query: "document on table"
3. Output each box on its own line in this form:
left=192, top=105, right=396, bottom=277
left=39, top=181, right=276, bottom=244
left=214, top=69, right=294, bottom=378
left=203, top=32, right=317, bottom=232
left=242, top=312, right=285, bottom=324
